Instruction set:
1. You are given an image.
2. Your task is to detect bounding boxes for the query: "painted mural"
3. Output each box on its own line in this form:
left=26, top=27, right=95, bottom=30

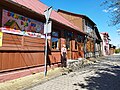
left=1, top=9, right=44, bottom=38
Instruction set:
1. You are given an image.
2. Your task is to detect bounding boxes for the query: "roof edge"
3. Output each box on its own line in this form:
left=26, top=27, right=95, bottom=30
left=58, top=9, right=96, bottom=25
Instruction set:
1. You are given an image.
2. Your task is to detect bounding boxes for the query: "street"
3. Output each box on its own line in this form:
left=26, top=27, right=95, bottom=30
left=25, top=55, right=120, bottom=90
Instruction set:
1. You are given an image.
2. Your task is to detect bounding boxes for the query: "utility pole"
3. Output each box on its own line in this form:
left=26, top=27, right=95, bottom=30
left=44, top=6, right=52, bottom=76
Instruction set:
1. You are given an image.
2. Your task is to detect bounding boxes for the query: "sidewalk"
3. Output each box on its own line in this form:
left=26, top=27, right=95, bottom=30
left=0, top=67, right=64, bottom=90
left=0, top=57, right=99, bottom=90
left=25, top=55, right=120, bottom=90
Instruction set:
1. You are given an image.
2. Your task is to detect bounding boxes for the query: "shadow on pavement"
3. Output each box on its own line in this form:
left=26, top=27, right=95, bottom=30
left=73, top=64, right=120, bottom=90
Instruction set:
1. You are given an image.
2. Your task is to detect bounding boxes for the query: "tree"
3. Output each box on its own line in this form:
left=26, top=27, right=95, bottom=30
left=115, top=48, right=120, bottom=53
left=102, top=0, right=120, bottom=26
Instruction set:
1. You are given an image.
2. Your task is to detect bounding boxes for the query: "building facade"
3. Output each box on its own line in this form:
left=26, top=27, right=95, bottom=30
left=109, top=44, right=116, bottom=55
left=58, top=9, right=102, bottom=58
left=100, top=32, right=110, bottom=56
left=0, top=0, right=106, bottom=82
left=0, top=0, right=87, bottom=82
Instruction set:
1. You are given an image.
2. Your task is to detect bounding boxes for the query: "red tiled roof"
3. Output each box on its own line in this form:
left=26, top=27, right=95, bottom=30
left=8, top=0, right=82, bottom=33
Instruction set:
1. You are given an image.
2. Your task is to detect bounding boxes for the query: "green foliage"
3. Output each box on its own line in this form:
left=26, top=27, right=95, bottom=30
left=115, top=48, right=120, bottom=53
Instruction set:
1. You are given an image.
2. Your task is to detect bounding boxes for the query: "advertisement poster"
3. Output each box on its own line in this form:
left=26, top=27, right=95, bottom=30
left=2, top=9, right=44, bottom=38
left=0, top=32, right=3, bottom=47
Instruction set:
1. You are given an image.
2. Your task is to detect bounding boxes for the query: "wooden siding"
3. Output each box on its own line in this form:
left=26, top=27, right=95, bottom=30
left=110, top=48, right=115, bottom=55
left=49, top=52, right=61, bottom=64
left=0, top=33, right=45, bottom=71
left=0, top=51, right=44, bottom=71
left=0, top=33, right=45, bottom=51
left=58, top=12, right=83, bottom=32
left=72, top=51, right=84, bottom=59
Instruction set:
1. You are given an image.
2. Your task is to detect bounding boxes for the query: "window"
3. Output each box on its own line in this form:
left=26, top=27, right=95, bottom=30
left=75, top=34, right=84, bottom=50
left=75, top=38, right=78, bottom=50
left=77, top=35, right=83, bottom=43
left=86, top=22, right=93, bottom=36
left=64, top=31, right=73, bottom=50
left=66, top=38, right=70, bottom=50
left=51, top=31, right=59, bottom=49
left=86, top=40, right=91, bottom=52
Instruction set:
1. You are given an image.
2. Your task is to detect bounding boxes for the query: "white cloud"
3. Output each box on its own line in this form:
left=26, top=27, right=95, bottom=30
left=113, top=8, right=118, bottom=11
left=117, top=29, right=120, bottom=32
left=103, top=8, right=118, bottom=13
left=103, top=9, right=109, bottom=13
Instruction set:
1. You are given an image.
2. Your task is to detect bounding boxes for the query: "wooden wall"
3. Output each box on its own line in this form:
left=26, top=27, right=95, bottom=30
left=71, top=37, right=84, bottom=59
left=0, top=33, right=45, bottom=72
left=86, top=39, right=94, bottom=52
left=109, top=48, right=115, bottom=55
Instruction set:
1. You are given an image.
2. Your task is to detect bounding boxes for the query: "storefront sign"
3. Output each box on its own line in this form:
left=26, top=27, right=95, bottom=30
left=2, top=9, right=44, bottom=38
left=0, top=32, right=3, bottom=47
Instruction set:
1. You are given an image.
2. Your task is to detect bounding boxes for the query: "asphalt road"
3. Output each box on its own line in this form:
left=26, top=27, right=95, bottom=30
left=26, top=55, right=120, bottom=90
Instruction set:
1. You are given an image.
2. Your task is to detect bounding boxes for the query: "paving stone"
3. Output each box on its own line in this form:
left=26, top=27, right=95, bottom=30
left=26, top=55, right=120, bottom=90
left=1, top=55, right=120, bottom=90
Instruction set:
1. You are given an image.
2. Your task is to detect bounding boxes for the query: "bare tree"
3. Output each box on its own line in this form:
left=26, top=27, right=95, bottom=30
left=102, top=0, right=120, bottom=26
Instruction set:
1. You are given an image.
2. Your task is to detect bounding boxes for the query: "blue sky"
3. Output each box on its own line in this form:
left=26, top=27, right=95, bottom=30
left=40, top=0, right=120, bottom=47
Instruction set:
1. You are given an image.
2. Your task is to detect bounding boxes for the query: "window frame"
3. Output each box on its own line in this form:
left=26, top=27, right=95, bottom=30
left=51, top=30, right=60, bottom=50
left=64, top=30, right=73, bottom=50
left=75, top=33, right=84, bottom=50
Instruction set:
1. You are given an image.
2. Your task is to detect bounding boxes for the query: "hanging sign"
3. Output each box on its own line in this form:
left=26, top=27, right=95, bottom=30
left=0, top=32, right=3, bottom=47
left=44, top=21, right=52, bottom=34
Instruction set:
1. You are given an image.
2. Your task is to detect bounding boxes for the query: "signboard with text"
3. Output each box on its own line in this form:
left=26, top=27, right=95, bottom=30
left=2, top=9, right=44, bottom=38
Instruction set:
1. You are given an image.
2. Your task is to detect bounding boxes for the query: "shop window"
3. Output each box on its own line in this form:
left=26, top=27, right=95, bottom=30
left=75, top=39, right=78, bottom=50
left=75, top=34, right=83, bottom=50
left=77, top=35, right=83, bottom=43
left=66, top=38, right=70, bottom=50
left=64, top=31, right=73, bottom=50
left=52, top=31, right=58, bottom=37
left=52, top=31, right=59, bottom=50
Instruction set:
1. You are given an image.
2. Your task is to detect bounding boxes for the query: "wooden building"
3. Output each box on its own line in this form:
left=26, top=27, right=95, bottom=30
left=0, top=0, right=86, bottom=82
left=109, top=44, right=116, bottom=55
left=58, top=9, right=102, bottom=58
left=0, top=0, right=104, bottom=82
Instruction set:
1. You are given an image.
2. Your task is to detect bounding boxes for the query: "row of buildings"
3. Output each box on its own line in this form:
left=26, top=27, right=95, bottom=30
left=0, top=0, right=116, bottom=82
